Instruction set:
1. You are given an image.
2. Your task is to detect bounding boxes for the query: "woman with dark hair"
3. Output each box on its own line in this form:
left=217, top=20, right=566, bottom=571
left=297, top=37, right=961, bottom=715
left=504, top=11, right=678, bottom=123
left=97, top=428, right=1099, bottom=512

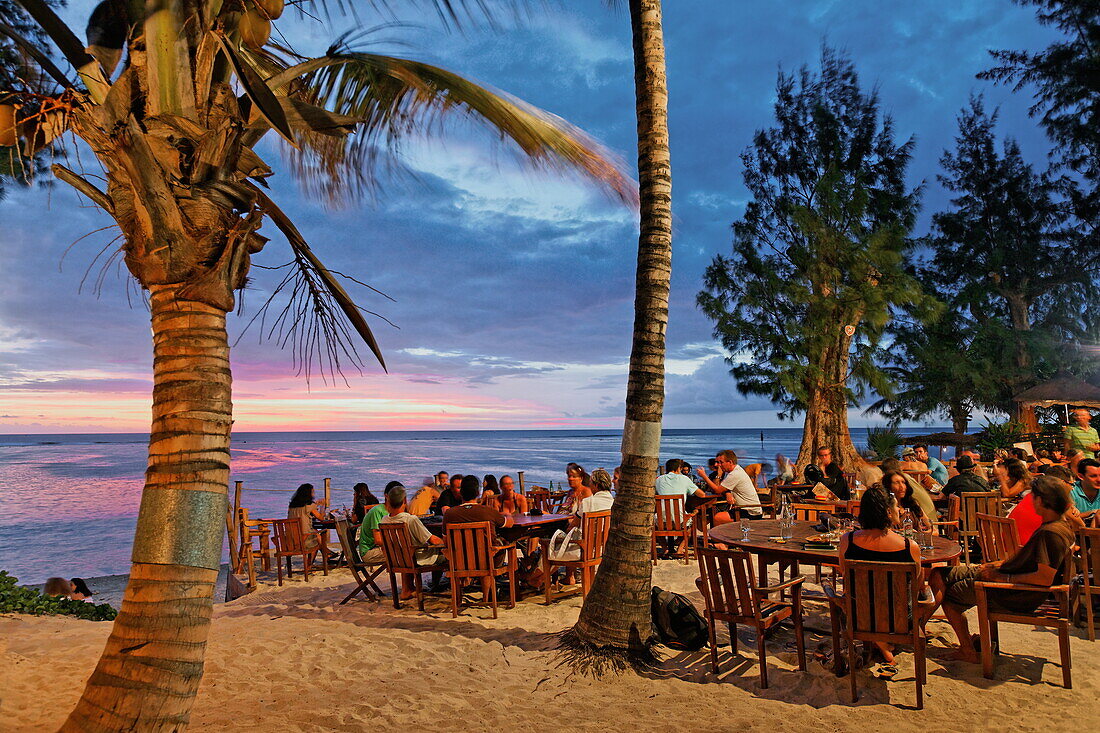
left=480, top=474, right=500, bottom=505
left=288, top=483, right=325, bottom=551
left=838, top=485, right=922, bottom=666
left=351, top=482, right=379, bottom=524
left=883, top=470, right=932, bottom=531
left=562, top=463, right=594, bottom=513
left=70, top=578, right=94, bottom=601
left=997, top=458, right=1031, bottom=499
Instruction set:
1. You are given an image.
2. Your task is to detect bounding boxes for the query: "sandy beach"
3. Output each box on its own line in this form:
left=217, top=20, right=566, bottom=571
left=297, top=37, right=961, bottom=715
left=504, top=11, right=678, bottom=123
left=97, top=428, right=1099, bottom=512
left=3, top=559, right=1098, bottom=732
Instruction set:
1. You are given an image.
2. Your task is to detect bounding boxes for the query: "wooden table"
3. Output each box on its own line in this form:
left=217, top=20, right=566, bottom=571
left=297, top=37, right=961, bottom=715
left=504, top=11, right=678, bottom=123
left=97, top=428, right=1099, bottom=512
left=709, top=519, right=962, bottom=581
left=423, top=512, right=570, bottom=542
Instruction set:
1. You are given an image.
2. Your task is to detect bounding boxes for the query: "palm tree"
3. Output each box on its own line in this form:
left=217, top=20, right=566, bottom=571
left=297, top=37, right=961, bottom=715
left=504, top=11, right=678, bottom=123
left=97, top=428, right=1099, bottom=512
left=562, top=0, right=670, bottom=667
left=2, top=1, right=633, bottom=728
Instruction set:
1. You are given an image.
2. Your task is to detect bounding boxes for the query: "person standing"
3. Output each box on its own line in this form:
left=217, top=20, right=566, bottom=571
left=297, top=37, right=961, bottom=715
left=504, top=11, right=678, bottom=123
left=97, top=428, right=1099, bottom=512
left=1064, top=409, right=1100, bottom=460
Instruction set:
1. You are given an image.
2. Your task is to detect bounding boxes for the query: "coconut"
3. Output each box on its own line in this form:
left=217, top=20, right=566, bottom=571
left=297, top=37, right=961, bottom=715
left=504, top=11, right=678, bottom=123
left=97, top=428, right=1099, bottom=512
left=239, top=9, right=271, bottom=49
left=256, top=0, right=284, bottom=20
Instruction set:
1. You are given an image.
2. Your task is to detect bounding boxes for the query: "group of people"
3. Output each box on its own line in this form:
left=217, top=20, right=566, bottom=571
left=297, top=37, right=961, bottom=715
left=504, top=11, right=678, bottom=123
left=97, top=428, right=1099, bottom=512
left=43, top=577, right=95, bottom=602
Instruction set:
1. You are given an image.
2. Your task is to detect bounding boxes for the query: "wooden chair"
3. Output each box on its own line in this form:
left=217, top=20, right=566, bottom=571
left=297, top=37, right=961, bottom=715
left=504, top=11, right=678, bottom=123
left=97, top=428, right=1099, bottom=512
left=825, top=559, right=932, bottom=709
left=541, top=510, right=612, bottom=604
left=652, top=495, right=694, bottom=563
left=975, top=553, right=1075, bottom=688
left=378, top=521, right=447, bottom=612
left=1076, top=527, right=1100, bottom=641
left=270, top=518, right=328, bottom=586
left=695, top=546, right=807, bottom=688
left=235, top=507, right=272, bottom=587
left=444, top=521, right=517, bottom=619
left=976, top=513, right=1020, bottom=564
left=334, top=518, right=385, bottom=604
left=527, top=489, right=553, bottom=515
left=959, top=491, right=1003, bottom=563
left=792, top=503, right=828, bottom=522
left=936, top=495, right=961, bottom=541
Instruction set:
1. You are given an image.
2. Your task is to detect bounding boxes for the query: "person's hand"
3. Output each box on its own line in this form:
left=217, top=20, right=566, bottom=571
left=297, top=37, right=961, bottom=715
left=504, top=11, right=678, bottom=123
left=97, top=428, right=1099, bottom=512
left=696, top=467, right=707, bottom=478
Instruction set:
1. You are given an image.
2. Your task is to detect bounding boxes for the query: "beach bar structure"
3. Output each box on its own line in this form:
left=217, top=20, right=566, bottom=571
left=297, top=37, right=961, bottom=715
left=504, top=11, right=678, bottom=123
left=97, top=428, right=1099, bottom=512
left=1013, top=371, right=1100, bottom=432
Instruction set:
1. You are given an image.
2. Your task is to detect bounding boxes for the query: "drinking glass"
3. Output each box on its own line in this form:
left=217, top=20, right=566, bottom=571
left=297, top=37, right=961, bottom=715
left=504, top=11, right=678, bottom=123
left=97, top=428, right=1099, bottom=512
left=740, top=517, right=751, bottom=541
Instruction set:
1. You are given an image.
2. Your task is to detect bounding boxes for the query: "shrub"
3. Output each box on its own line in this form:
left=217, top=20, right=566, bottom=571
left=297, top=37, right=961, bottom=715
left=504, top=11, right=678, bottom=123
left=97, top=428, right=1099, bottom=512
left=0, top=570, right=117, bottom=621
left=865, top=425, right=903, bottom=460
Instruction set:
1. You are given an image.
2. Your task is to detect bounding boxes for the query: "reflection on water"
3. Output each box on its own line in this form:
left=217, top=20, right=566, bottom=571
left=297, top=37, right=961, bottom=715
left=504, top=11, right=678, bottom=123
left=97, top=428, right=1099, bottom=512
left=0, top=427, right=942, bottom=583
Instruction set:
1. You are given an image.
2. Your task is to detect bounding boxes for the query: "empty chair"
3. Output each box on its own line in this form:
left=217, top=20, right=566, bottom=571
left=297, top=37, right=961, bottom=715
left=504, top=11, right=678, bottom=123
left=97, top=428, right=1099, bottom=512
left=335, top=518, right=385, bottom=604
left=1076, top=527, right=1100, bottom=641
left=541, top=510, right=611, bottom=604
left=270, top=517, right=328, bottom=586
left=826, top=559, right=932, bottom=709
left=444, top=521, right=517, bottom=618
left=695, top=546, right=807, bottom=688
left=527, top=489, right=553, bottom=514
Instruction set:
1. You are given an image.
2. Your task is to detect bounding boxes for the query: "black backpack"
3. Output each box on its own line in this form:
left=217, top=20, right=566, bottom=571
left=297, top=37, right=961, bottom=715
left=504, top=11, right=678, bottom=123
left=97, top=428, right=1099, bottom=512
left=651, top=585, right=708, bottom=651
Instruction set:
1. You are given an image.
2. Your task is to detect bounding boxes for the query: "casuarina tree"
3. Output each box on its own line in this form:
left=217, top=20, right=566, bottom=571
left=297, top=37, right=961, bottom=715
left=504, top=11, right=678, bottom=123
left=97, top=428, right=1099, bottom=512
left=562, top=0, right=670, bottom=668
left=698, top=45, right=929, bottom=473
left=2, top=0, right=634, bottom=728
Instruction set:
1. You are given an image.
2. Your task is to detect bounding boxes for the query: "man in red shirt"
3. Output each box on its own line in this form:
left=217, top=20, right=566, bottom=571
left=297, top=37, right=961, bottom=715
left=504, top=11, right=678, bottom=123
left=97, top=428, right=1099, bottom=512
left=1008, top=466, right=1080, bottom=544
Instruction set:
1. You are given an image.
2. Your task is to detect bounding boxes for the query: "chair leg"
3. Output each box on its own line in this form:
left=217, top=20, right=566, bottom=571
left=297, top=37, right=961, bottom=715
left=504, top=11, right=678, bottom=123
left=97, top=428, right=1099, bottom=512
left=276, top=555, right=284, bottom=586
left=848, top=636, right=859, bottom=703
left=978, top=603, right=994, bottom=679
left=792, top=596, right=806, bottom=671
left=1058, top=622, right=1072, bottom=689
left=488, top=577, right=498, bottom=620
left=708, top=620, right=719, bottom=674
left=728, top=622, right=737, bottom=653
left=416, top=571, right=426, bottom=613
left=756, top=627, right=769, bottom=689
left=914, top=637, right=926, bottom=710
left=1087, top=587, right=1096, bottom=643
left=508, top=561, right=517, bottom=610
left=544, top=554, right=553, bottom=606
left=321, top=548, right=329, bottom=576
left=389, top=572, right=401, bottom=609
left=450, top=574, right=460, bottom=618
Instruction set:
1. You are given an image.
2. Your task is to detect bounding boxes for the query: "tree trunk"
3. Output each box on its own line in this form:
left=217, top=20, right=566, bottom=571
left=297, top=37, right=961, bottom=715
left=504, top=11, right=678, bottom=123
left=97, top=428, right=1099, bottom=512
left=795, top=334, right=863, bottom=474
left=565, top=0, right=670, bottom=661
left=950, top=405, right=970, bottom=436
left=1004, top=293, right=1036, bottom=428
left=63, top=284, right=232, bottom=732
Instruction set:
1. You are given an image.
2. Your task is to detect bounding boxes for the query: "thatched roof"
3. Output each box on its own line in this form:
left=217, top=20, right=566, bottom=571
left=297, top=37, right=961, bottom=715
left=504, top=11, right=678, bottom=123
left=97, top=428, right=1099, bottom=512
left=901, top=432, right=978, bottom=448
left=1013, top=371, right=1100, bottom=409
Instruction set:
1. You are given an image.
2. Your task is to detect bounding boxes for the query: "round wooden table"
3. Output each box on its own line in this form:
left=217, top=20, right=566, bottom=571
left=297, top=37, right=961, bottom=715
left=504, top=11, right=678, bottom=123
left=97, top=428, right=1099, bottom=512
left=709, top=519, right=962, bottom=574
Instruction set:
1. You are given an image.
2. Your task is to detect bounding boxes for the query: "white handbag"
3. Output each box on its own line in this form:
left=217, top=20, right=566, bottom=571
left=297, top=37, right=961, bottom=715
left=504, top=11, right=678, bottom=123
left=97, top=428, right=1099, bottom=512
left=547, top=527, right=581, bottom=562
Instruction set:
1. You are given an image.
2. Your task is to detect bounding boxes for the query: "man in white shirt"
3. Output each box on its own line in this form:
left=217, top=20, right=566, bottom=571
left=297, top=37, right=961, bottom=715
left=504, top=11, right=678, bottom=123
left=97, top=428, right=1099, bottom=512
left=697, top=450, right=763, bottom=517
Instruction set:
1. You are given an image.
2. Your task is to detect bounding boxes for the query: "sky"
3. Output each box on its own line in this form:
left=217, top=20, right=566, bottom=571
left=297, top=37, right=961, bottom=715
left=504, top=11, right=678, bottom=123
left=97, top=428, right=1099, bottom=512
left=0, top=0, right=1060, bottom=434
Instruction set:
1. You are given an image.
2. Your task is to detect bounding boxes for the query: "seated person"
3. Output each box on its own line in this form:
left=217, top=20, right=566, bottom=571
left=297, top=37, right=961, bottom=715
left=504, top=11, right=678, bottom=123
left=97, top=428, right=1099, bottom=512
left=879, top=458, right=937, bottom=522
left=838, top=486, right=923, bottom=664
left=407, top=479, right=439, bottom=516
left=569, top=468, right=615, bottom=533
left=351, top=482, right=379, bottom=524
left=942, top=455, right=988, bottom=497
left=376, top=484, right=445, bottom=601
left=914, top=444, right=949, bottom=486
left=358, top=481, right=399, bottom=564
left=287, top=483, right=326, bottom=552
left=656, top=458, right=706, bottom=505
left=930, top=476, right=1076, bottom=662
left=696, top=450, right=762, bottom=519
left=1010, top=466, right=1082, bottom=543
left=883, top=470, right=932, bottom=531
left=496, top=474, right=529, bottom=515
left=443, top=475, right=514, bottom=533
left=69, top=577, right=95, bottom=601
left=994, top=458, right=1031, bottom=499
left=44, top=577, right=75, bottom=599
left=1071, top=458, right=1100, bottom=520
left=433, top=473, right=465, bottom=516
left=805, top=446, right=850, bottom=500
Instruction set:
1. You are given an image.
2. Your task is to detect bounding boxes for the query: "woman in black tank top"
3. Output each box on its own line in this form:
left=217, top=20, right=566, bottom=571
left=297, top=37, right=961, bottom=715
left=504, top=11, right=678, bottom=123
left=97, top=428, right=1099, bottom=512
left=838, top=485, right=922, bottom=664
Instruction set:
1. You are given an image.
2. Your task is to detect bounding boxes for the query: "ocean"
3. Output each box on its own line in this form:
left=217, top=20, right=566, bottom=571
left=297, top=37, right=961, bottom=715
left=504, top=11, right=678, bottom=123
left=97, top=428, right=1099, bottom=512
left=0, top=427, right=946, bottom=583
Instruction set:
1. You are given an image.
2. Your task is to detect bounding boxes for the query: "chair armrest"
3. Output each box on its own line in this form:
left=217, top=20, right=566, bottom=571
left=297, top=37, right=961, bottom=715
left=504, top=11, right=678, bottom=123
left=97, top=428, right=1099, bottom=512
left=822, top=580, right=846, bottom=610
left=756, top=576, right=807, bottom=594
left=974, top=580, right=1069, bottom=593
left=492, top=542, right=518, bottom=552
left=930, top=520, right=958, bottom=527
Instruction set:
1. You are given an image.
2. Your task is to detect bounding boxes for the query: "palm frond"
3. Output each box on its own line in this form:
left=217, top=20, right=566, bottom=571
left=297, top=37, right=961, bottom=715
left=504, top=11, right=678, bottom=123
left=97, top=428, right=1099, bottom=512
left=274, top=45, right=636, bottom=206
left=294, top=1, right=540, bottom=31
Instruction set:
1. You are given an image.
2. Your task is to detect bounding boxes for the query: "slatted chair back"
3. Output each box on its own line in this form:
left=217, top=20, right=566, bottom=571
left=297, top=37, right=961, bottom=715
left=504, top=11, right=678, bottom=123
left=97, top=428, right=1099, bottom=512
left=842, top=559, right=922, bottom=639
left=378, top=521, right=418, bottom=573
left=697, top=546, right=759, bottom=622
left=445, top=522, right=496, bottom=578
left=792, top=503, right=827, bottom=523
left=976, top=512, right=1020, bottom=563
left=580, top=510, right=612, bottom=562
left=655, top=495, right=687, bottom=531
left=527, top=489, right=552, bottom=514
left=334, top=518, right=363, bottom=568
left=960, top=491, right=1002, bottom=533
left=271, top=517, right=306, bottom=555
left=1078, top=527, right=1100, bottom=642
left=939, top=494, right=961, bottom=540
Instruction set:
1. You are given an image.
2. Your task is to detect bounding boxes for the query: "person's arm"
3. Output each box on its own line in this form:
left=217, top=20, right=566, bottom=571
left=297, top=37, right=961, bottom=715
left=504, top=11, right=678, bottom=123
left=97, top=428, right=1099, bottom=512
left=696, top=467, right=723, bottom=493
left=372, top=528, right=383, bottom=547
left=982, top=562, right=1057, bottom=587
left=1064, top=505, right=1086, bottom=530
left=498, top=510, right=514, bottom=529
left=517, top=494, right=529, bottom=514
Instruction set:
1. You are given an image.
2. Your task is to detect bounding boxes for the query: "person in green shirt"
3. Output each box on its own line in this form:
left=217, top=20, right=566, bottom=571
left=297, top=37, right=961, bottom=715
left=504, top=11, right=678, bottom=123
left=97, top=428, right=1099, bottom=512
left=358, top=482, right=400, bottom=563
left=1063, top=408, right=1100, bottom=460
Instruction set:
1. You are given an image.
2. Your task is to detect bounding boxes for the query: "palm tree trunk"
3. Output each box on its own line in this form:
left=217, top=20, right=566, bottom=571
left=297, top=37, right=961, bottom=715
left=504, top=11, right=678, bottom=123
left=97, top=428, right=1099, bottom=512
left=564, top=0, right=670, bottom=661
left=63, top=283, right=231, bottom=731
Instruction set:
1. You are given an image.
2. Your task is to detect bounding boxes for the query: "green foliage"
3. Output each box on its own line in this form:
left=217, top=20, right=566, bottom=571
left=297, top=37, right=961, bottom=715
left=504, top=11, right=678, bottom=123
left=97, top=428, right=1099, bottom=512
left=865, top=424, right=903, bottom=460
left=975, top=418, right=1026, bottom=459
left=698, top=46, right=932, bottom=419
left=0, top=570, right=117, bottom=621
left=924, top=97, right=1095, bottom=410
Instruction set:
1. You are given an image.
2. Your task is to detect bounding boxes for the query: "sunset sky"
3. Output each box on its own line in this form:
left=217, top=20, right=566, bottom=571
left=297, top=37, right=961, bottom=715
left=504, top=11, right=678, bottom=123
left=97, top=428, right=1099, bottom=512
left=0, top=1, right=1054, bottom=434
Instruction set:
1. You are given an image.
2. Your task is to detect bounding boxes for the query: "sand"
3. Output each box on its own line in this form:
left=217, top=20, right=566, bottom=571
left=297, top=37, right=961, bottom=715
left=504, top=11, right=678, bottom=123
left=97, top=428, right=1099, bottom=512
left=2, top=560, right=1098, bottom=732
